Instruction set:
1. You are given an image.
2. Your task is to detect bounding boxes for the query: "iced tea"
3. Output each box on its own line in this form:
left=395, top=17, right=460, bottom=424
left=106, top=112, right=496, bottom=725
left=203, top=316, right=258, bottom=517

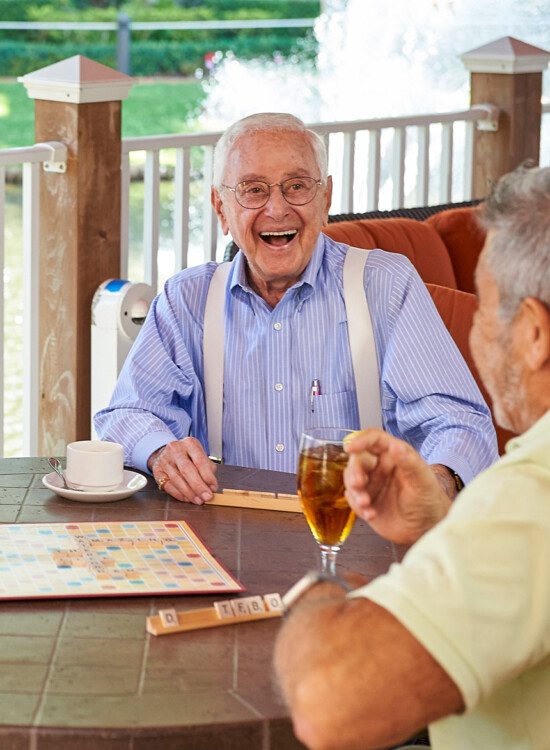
left=297, top=443, right=355, bottom=546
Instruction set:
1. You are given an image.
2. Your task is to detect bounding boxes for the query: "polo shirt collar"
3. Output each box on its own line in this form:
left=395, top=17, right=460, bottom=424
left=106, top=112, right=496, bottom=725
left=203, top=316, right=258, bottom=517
left=505, top=407, right=550, bottom=454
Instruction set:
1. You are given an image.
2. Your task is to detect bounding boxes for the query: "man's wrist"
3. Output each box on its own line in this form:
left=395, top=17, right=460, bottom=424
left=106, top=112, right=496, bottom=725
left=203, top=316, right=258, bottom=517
left=431, top=463, right=462, bottom=499
left=282, top=571, right=353, bottom=614
left=147, top=445, right=166, bottom=473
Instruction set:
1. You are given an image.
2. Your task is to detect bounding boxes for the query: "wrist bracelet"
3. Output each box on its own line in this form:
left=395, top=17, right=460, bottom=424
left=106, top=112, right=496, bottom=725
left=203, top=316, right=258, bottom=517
left=451, top=470, right=464, bottom=493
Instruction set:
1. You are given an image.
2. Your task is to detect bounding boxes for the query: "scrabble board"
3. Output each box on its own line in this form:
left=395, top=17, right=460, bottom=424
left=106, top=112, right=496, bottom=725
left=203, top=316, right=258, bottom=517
left=0, top=520, right=243, bottom=600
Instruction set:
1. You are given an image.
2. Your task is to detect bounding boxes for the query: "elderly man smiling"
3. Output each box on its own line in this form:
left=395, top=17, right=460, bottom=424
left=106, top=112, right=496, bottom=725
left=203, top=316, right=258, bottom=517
left=274, top=164, right=550, bottom=749
left=95, top=112, right=497, bottom=503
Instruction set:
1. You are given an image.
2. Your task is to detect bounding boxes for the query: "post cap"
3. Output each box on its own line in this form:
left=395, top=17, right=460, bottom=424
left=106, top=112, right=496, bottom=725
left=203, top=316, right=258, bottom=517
left=461, top=36, right=550, bottom=74
left=18, top=55, right=134, bottom=103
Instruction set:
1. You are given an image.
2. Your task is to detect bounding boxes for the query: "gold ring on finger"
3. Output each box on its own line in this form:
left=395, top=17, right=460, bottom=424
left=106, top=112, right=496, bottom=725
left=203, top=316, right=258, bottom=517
left=157, top=475, right=168, bottom=492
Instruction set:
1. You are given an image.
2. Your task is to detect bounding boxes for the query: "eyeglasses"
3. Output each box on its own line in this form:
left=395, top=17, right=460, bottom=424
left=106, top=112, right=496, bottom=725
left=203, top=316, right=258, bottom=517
left=222, top=176, right=322, bottom=209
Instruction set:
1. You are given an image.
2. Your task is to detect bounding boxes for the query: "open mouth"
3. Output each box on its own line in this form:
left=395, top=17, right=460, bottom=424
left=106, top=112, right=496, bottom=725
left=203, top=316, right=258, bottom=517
left=259, top=230, right=298, bottom=247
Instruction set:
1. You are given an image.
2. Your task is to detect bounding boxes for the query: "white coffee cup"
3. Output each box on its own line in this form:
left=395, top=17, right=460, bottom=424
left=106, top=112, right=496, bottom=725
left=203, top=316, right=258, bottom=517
left=65, top=440, right=124, bottom=493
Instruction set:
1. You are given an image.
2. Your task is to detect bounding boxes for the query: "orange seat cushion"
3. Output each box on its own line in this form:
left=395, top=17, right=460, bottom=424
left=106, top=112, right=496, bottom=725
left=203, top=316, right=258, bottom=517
left=426, top=283, right=516, bottom=455
left=324, top=218, right=457, bottom=289
left=426, top=206, right=486, bottom=294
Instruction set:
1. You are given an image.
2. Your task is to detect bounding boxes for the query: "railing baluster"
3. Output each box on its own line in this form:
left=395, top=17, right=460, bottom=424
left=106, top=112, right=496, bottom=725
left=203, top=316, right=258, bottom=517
left=463, top=121, right=474, bottom=200
left=202, top=145, right=218, bottom=262
left=392, top=127, right=406, bottom=208
left=367, top=129, right=381, bottom=211
left=120, top=152, right=130, bottom=280
left=0, top=166, right=4, bottom=455
left=416, top=125, right=430, bottom=206
left=323, top=133, right=330, bottom=168
left=341, top=131, right=355, bottom=212
left=174, top=147, right=191, bottom=271
left=22, top=162, right=40, bottom=456
left=143, top=150, right=160, bottom=291
left=439, top=123, right=453, bottom=203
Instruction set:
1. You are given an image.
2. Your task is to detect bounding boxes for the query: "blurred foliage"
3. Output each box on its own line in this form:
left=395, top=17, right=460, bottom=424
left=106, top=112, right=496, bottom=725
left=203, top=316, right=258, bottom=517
left=0, top=78, right=206, bottom=148
left=0, top=34, right=313, bottom=77
left=0, top=0, right=319, bottom=76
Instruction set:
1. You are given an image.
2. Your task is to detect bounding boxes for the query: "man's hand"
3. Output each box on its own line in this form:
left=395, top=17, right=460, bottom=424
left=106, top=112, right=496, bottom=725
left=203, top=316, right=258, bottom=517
left=147, top=437, right=218, bottom=504
left=344, top=430, right=451, bottom=545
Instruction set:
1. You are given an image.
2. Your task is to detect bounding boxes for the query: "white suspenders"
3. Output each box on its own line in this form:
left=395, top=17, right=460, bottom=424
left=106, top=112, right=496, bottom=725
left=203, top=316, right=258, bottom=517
left=203, top=261, right=232, bottom=460
left=342, top=247, right=383, bottom=431
left=203, top=246, right=382, bottom=459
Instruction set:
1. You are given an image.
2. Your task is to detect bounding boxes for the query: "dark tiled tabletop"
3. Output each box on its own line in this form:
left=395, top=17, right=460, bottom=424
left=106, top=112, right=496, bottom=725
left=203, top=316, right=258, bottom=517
left=0, top=458, right=398, bottom=750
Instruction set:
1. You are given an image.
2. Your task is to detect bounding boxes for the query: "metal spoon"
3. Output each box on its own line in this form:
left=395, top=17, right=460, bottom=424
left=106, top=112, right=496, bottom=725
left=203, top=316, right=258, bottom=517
left=47, top=457, right=77, bottom=490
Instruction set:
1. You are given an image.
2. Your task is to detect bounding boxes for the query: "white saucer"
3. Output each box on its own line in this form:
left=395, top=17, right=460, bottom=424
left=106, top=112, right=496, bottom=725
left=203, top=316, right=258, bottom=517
left=42, top=469, right=147, bottom=503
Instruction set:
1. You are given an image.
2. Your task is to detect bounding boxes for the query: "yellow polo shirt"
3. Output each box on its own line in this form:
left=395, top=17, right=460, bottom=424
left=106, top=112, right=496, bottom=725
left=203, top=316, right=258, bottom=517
left=351, top=409, right=550, bottom=749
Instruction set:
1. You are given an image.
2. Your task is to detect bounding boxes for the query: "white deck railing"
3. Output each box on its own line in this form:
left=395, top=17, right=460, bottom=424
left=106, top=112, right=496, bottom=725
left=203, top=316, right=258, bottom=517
left=2, top=102, right=548, bottom=456
left=0, top=142, right=68, bottom=456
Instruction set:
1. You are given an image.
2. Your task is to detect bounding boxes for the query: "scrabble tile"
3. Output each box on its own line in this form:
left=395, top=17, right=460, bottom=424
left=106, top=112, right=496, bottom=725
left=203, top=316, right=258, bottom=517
left=213, top=600, right=234, bottom=619
left=230, top=599, right=252, bottom=617
left=158, top=609, right=179, bottom=628
left=239, top=596, right=265, bottom=615
left=263, top=593, right=283, bottom=612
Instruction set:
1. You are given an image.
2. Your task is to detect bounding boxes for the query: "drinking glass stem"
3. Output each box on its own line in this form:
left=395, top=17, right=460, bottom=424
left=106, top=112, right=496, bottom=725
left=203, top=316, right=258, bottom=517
left=319, top=545, right=339, bottom=576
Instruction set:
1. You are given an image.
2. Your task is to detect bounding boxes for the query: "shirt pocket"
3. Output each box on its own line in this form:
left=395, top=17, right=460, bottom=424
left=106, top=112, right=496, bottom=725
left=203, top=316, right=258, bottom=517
left=305, top=389, right=359, bottom=430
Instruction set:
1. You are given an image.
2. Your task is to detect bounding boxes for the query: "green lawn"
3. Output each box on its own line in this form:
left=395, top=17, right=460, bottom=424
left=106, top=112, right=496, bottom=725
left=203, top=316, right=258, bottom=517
left=0, top=78, right=207, bottom=148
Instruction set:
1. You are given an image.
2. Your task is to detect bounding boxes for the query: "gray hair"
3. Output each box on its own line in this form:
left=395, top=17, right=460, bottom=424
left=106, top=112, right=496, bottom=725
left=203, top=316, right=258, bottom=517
left=479, top=163, right=550, bottom=320
left=212, top=112, right=328, bottom=189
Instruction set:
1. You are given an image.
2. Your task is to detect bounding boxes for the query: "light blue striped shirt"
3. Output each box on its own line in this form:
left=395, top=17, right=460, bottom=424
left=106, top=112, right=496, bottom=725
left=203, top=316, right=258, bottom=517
left=95, top=234, right=498, bottom=481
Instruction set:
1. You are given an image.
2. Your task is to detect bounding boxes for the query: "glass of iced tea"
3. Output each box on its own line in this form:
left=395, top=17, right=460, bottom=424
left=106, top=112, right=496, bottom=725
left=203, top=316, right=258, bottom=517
left=297, top=427, right=356, bottom=575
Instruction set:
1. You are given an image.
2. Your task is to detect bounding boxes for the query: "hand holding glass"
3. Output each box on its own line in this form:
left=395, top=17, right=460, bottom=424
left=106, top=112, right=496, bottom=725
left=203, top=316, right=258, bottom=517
left=297, top=428, right=356, bottom=574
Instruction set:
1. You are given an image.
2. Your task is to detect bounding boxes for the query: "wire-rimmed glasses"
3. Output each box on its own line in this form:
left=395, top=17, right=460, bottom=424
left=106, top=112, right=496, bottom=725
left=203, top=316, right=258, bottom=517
left=222, top=176, right=322, bottom=209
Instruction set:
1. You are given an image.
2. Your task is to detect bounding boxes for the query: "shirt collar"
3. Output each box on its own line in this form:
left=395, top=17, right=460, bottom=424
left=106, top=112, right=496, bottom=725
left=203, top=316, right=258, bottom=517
left=505, top=407, right=550, bottom=454
left=229, top=234, right=326, bottom=298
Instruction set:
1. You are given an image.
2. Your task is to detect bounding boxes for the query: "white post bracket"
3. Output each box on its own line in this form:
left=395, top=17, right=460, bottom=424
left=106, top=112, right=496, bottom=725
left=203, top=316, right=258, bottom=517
left=473, top=103, right=500, bottom=132
left=37, top=141, right=68, bottom=173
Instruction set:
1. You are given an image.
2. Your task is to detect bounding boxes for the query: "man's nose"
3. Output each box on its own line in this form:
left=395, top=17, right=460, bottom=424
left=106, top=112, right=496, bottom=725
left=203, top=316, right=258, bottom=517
left=263, top=184, right=291, bottom=216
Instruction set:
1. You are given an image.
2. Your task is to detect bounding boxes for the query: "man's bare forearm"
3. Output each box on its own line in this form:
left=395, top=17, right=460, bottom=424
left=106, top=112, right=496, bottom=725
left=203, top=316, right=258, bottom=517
left=274, top=585, right=463, bottom=750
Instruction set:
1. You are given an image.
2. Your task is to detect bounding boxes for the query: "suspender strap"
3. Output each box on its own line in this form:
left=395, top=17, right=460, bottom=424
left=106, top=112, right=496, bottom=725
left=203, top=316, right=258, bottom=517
left=343, top=246, right=383, bottom=429
left=203, top=248, right=382, bottom=459
left=203, top=262, right=232, bottom=459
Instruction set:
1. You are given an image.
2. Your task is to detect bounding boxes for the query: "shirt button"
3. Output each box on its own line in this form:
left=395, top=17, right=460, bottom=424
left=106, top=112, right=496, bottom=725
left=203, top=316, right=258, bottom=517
left=273, top=322, right=283, bottom=331
left=274, top=383, right=284, bottom=392
left=275, top=443, right=285, bottom=452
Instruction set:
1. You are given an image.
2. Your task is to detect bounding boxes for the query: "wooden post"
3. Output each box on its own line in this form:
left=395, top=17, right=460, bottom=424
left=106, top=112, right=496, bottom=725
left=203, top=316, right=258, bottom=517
left=461, top=37, right=550, bottom=200
left=19, top=56, right=133, bottom=455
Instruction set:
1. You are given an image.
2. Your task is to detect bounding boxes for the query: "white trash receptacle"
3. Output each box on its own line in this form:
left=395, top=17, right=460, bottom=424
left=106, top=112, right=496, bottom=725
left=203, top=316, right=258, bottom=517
left=91, top=279, right=155, bottom=436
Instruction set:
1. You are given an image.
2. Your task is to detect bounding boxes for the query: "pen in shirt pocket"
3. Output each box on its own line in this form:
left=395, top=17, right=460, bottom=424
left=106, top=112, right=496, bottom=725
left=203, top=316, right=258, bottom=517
left=310, top=378, right=321, bottom=412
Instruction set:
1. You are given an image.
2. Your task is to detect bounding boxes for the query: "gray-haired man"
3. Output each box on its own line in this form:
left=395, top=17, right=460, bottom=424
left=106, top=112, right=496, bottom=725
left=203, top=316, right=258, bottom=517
left=275, top=163, right=550, bottom=749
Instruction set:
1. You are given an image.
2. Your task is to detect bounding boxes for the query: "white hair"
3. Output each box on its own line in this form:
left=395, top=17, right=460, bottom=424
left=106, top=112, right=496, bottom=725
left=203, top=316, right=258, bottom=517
left=212, top=112, right=328, bottom=189
left=480, top=163, right=550, bottom=320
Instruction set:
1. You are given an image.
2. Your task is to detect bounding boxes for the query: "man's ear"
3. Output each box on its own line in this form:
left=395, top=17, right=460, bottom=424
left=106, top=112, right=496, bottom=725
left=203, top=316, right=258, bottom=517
left=521, top=297, right=550, bottom=371
left=322, top=176, right=333, bottom=226
left=211, top=186, right=230, bottom=236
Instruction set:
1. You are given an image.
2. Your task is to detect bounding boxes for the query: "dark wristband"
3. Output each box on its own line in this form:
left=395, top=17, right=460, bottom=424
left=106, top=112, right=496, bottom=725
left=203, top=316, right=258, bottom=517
left=445, top=466, right=464, bottom=493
